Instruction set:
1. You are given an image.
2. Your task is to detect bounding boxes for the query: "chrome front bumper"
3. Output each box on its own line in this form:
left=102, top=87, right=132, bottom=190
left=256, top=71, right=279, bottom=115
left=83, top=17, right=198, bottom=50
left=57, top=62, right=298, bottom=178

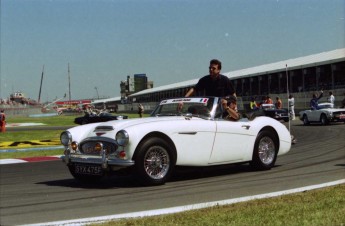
left=63, top=148, right=134, bottom=169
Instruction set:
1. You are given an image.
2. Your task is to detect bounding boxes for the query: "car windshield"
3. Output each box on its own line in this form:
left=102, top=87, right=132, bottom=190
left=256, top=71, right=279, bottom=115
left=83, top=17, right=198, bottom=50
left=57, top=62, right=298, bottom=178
left=151, top=97, right=215, bottom=118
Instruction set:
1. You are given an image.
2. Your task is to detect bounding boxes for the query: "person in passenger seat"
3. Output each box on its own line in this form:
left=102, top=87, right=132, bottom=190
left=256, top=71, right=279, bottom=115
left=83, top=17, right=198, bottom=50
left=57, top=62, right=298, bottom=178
left=221, top=96, right=240, bottom=121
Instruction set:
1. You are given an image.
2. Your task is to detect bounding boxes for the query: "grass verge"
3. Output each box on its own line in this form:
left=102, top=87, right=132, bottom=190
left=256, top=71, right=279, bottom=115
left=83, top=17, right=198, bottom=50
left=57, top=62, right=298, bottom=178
left=94, top=184, right=345, bottom=226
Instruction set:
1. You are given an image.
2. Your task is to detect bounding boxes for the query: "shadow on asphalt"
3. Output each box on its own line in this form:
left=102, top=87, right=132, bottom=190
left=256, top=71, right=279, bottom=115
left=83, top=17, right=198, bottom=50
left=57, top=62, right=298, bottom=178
left=37, top=163, right=282, bottom=189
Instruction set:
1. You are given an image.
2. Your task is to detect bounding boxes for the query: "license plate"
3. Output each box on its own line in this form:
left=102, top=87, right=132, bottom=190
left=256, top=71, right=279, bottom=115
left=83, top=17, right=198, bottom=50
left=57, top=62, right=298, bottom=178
left=75, top=164, right=103, bottom=175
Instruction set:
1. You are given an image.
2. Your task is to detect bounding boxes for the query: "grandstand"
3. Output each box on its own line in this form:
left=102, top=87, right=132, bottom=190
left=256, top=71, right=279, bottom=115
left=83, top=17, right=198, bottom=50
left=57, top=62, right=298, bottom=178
left=93, top=48, right=345, bottom=112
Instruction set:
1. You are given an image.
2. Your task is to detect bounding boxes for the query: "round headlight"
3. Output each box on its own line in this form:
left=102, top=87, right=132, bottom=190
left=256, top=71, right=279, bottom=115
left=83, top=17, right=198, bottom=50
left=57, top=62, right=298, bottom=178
left=116, top=130, right=129, bottom=146
left=60, top=131, right=72, bottom=146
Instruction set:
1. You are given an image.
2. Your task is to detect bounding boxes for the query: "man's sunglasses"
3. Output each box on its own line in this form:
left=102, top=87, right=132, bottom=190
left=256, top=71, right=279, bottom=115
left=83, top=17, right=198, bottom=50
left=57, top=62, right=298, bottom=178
left=209, top=66, right=217, bottom=70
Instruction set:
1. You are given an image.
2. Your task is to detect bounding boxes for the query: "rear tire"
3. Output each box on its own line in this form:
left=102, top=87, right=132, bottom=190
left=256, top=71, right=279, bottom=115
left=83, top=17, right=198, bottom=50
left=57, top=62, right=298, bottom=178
left=250, top=130, right=278, bottom=170
left=320, top=114, right=329, bottom=125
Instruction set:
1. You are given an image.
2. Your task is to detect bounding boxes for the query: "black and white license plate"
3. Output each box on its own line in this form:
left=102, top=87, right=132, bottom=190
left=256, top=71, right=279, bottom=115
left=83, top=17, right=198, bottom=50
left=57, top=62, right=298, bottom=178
left=74, top=164, right=103, bottom=175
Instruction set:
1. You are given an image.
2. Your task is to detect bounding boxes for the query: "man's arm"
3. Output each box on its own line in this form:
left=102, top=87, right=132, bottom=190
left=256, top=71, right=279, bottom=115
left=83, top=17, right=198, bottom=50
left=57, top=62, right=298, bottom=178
left=185, top=88, right=195, bottom=97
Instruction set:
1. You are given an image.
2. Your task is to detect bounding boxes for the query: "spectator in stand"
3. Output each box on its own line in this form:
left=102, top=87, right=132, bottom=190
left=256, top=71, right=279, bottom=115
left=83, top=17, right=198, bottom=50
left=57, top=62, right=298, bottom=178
left=327, top=91, right=335, bottom=107
left=249, top=97, right=258, bottom=110
left=288, top=94, right=295, bottom=120
left=275, top=96, right=282, bottom=109
left=265, top=96, right=273, bottom=104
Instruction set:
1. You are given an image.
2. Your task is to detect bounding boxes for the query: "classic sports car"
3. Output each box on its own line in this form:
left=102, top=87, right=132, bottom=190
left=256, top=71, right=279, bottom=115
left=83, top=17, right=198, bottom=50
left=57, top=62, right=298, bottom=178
left=299, top=103, right=345, bottom=125
left=61, top=97, right=292, bottom=185
left=74, top=112, right=128, bottom=125
left=260, top=104, right=289, bottom=122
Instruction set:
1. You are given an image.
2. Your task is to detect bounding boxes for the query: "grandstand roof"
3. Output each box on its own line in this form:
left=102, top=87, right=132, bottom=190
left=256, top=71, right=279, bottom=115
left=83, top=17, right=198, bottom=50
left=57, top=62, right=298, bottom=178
left=92, top=96, right=121, bottom=104
left=224, top=48, right=345, bottom=79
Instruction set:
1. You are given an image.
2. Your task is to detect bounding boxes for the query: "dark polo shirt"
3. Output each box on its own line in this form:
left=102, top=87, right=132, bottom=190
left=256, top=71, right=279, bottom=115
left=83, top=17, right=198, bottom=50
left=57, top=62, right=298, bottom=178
left=194, top=74, right=235, bottom=97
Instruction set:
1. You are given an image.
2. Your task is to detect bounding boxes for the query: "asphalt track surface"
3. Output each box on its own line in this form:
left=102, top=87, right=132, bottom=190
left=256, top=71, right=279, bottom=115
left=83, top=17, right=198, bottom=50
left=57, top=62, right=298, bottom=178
left=1, top=121, right=344, bottom=225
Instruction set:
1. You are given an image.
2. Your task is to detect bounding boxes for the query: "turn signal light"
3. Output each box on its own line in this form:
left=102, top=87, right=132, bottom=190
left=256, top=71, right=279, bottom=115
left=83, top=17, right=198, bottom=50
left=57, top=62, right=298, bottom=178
left=71, top=142, right=78, bottom=151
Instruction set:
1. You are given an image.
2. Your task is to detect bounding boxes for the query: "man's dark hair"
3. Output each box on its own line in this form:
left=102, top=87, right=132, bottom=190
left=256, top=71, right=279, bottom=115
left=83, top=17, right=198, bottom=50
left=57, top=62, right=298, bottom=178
left=226, top=96, right=237, bottom=105
left=210, top=59, right=222, bottom=70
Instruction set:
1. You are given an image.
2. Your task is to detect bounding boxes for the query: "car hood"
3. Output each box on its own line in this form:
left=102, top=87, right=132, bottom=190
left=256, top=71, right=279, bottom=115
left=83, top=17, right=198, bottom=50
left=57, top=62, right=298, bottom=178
left=67, top=116, right=202, bottom=141
left=264, top=109, right=287, bottom=113
left=300, top=108, right=345, bottom=113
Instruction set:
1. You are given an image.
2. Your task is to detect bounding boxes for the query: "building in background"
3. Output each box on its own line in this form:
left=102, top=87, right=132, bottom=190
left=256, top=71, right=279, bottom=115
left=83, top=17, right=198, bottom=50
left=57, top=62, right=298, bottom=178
left=120, top=74, right=153, bottom=103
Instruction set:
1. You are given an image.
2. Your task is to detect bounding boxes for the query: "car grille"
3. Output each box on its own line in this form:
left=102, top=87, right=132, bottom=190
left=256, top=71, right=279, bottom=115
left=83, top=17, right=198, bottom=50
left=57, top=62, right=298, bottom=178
left=80, top=141, right=118, bottom=155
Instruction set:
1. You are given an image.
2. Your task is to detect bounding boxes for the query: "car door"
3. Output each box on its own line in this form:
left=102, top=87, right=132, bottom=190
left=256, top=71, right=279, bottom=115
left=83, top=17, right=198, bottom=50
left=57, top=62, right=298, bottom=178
left=308, top=109, right=320, bottom=122
left=208, top=120, right=252, bottom=164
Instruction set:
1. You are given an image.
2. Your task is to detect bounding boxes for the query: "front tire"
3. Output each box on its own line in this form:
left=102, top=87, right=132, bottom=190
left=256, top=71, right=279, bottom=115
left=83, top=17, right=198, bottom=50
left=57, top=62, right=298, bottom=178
left=135, top=137, right=176, bottom=185
left=250, top=130, right=278, bottom=170
left=303, top=114, right=309, bottom=125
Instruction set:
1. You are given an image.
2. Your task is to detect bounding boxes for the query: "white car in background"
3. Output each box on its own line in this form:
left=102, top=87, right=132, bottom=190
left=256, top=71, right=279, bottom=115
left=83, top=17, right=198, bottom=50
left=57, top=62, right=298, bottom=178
left=299, top=103, right=345, bottom=125
left=61, top=97, right=292, bottom=186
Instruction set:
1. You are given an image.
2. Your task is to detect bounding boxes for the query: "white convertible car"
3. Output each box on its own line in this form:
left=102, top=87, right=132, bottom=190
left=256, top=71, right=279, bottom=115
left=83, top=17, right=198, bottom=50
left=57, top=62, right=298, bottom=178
left=61, top=97, right=292, bottom=185
left=299, top=103, right=345, bottom=125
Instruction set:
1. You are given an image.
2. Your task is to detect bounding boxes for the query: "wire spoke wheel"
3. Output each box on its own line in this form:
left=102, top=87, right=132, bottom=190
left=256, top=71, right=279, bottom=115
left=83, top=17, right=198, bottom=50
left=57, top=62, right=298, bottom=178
left=143, top=145, right=170, bottom=180
left=258, top=136, right=275, bottom=165
left=251, top=130, right=278, bottom=170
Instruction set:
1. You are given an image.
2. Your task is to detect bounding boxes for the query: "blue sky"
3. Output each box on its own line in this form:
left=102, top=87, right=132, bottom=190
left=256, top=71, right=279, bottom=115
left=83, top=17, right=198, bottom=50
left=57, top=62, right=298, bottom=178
left=1, top=0, right=344, bottom=101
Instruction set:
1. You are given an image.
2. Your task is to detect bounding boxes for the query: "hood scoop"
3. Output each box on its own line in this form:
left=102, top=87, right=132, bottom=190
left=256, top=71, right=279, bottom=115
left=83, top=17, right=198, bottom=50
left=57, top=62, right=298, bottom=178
left=94, top=126, right=114, bottom=132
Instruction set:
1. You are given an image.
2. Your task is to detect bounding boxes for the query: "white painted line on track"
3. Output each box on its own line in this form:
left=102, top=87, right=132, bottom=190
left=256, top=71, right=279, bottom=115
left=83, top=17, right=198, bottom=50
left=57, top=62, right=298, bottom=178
left=0, top=159, right=28, bottom=164
left=23, top=179, right=345, bottom=226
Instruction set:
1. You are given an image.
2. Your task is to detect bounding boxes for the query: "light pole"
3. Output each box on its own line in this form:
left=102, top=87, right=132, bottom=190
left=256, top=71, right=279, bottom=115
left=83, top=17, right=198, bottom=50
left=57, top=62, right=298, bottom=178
left=95, top=87, right=99, bottom=99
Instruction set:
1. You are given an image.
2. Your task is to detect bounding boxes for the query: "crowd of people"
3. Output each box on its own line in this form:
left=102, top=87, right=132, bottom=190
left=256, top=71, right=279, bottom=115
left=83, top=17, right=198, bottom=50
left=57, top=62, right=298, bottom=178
left=0, top=98, right=28, bottom=106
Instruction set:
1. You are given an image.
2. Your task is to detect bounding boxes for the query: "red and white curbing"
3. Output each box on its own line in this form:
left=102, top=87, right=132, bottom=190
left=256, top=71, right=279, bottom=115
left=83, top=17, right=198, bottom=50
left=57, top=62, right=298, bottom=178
left=0, top=155, right=63, bottom=165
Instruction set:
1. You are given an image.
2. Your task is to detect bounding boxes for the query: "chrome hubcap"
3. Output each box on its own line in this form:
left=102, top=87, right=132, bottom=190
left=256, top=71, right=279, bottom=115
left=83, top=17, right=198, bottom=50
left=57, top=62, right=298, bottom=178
left=144, top=146, right=170, bottom=179
left=258, top=137, right=275, bottom=165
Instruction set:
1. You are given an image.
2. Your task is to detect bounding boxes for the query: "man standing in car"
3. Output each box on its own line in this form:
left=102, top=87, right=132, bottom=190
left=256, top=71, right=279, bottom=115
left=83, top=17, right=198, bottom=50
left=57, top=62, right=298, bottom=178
left=310, top=90, right=323, bottom=110
left=185, top=59, right=236, bottom=98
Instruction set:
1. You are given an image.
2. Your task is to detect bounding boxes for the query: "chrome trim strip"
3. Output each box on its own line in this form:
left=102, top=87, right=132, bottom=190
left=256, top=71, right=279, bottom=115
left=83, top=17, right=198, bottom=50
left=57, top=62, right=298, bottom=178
left=178, top=132, right=197, bottom=135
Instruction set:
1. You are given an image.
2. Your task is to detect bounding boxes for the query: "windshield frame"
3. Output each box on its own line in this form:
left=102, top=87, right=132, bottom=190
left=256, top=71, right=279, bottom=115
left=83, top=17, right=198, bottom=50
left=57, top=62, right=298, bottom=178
left=150, top=97, right=220, bottom=120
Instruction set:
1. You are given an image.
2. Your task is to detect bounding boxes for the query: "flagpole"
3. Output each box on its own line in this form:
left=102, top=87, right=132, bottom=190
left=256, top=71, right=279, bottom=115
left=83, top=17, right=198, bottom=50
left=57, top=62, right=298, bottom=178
left=68, top=63, right=71, bottom=101
left=285, top=64, right=291, bottom=133
left=38, top=65, right=44, bottom=103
